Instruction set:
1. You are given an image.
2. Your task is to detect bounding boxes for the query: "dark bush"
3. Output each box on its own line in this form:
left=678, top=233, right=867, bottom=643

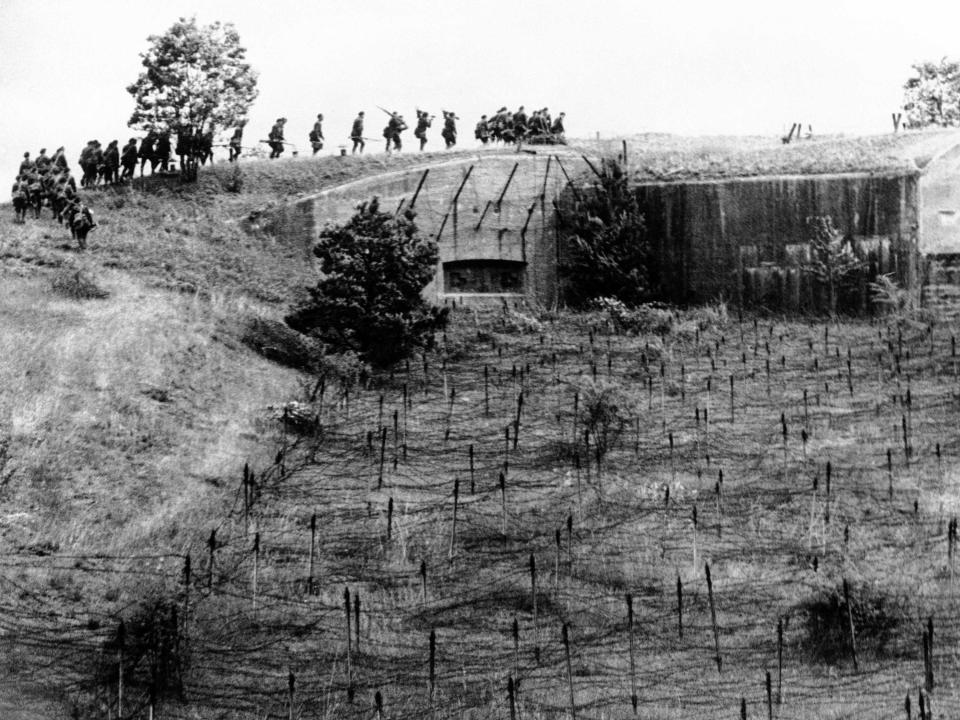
left=241, top=316, right=324, bottom=371
left=796, top=580, right=910, bottom=665
left=560, top=158, right=654, bottom=307
left=286, top=197, right=447, bottom=368
left=51, top=268, right=110, bottom=300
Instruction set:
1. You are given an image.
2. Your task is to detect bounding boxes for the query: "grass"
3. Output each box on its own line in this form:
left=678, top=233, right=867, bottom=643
left=576, top=128, right=960, bottom=182
left=2, top=147, right=960, bottom=718
left=7, top=299, right=958, bottom=719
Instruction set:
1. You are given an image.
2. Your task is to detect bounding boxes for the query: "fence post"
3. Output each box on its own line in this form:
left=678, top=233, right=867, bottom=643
left=562, top=623, right=576, bottom=720
left=705, top=563, right=721, bottom=673
left=627, top=593, right=638, bottom=713
left=843, top=578, right=859, bottom=672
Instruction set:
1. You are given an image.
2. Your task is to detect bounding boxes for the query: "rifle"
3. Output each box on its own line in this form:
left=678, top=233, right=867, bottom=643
left=377, top=105, right=398, bottom=118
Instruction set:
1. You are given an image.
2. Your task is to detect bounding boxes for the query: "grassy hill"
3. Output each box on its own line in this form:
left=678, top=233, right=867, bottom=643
left=0, top=150, right=485, bottom=715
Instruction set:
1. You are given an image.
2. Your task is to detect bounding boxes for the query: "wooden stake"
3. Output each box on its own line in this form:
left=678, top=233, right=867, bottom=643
left=777, top=617, right=783, bottom=704
left=288, top=669, right=295, bottom=720
left=705, top=563, right=721, bottom=673
left=627, top=593, right=638, bottom=713
left=429, top=629, right=436, bottom=701
left=676, top=575, right=683, bottom=639
left=354, top=592, right=361, bottom=653
left=843, top=578, right=859, bottom=672
left=207, top=529, right=216, bottom=592
left=117, top=620, right=125, bottom=719
left=252, top=532, right=260, bottom=615
left=765, top=670, right=772, bottom=720
left=344, top=587, right=352, bottom=678
left=500, top=472, right=508, bottom=535
left=530, top=554, right=539, bottom=660
left=308, top=513, right=316, bottom=595
left=449, top=477, right=459, bottom=559
left=562, top=623, right=576, bottom=720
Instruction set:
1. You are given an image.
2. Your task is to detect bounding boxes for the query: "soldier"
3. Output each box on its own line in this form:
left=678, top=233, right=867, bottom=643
left=551, top=112, right=566, bottom=138
left=51, top=146, right=69, bottom=172
left=156, top=131, right=172, bottom=172
left=196, top=129, right=214, bottom=165
left=310, top=113, right=325, bottom=155
left=18, top=152, right=34, bottom=176
left=383, top=111, right=407, bottom=153
left=78, top=142, right=96, bottom=187
left=474, top=115, right=490, bottom=145
left=120, top=138, right=138, bottom=180
left=512, top=106, right=528, bottom=141
left=137, top=131, right=157, bottom=176
left=538, top=108, right=552, bottom=134
left=414, top=110, right=434, bottom=151
left=11, top=176, right=28, bottom=223
left=176, top=125, right=194, bottom=170
left=441, top=110, right=458, bottom=149
left=268, top=117, right=287, bottom=159
left=65, top=200, right=96, bottom=249
left=229, top=124, right=244, bottom=162
left=103, top=140, right=120, bottom=184
left=350, top=111, right=365, bottom=154
left=35, top=148, right=51, bottom=173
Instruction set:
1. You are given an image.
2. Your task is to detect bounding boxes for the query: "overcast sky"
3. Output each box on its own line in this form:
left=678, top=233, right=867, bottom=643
left=1, top=0, right=959, bottom=184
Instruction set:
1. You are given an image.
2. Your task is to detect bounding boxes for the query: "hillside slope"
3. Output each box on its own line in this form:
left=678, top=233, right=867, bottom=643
left=0, top=151, right=489, bottom=713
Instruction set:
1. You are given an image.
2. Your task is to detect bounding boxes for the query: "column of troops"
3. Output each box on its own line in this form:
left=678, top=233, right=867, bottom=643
left=261, top=106, right=566, bottom=158
left=10, top=149, right=95, bottom=247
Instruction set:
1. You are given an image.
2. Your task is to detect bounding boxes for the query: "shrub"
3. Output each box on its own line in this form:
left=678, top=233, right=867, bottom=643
left=50, top=268, right=110, bottom=300
left=596, top=297, right=675, bottom=335
left=241, top=316, right=324, bottom=372
left=576, top=378, right=637, bottom=463
left=795, top=580, right=911, bottom=665
left=802, top=216, right=866, bottom=316
left=286, top=197, right=448, bottom=368
left=560, top=158, right=653, bottom=307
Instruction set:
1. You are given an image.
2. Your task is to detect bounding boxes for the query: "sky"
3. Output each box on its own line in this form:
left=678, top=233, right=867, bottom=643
left=1, top=0, right=959, bottom=185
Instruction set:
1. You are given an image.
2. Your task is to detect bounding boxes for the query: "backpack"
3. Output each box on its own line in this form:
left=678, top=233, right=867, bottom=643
left=309, top=129, right=319, bottom=142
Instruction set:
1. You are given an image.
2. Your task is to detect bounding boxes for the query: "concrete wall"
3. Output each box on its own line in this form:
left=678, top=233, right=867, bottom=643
left=619, top=171, right=920, bottom=313
left=921, top=144, right=960, bottom=255
left=271, top=153, right=584, bottom=306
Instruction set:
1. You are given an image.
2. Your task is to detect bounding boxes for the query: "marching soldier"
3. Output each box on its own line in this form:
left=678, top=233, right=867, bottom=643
left=551, top=112, right=566, bottom=138
left=18, top=152, right=35, bottom=176
left=120, top=138, right=138, bottom=180
left=512, top=106, right=528, bottom=141
left=229, top=124, right=244, bottom=162
left=474, top=115, right=490, bottom=145
left=35, top=148, right=51, bottom=173
left=51, top=146, right=69, bottom=172
left=268, top=117, right=287, bottom=159
left=350, top=111, right=365, bottom=154
left=103, top=140, right=120, bottom=184
left=383, top=111, right=407, bottom=153
left=441, top=110, right=458, bottom=149
left=414, top=110, right=434, bottom=151
left=155, top=131, right=171, bottom=172
left=310, top=113, right=325, bottom=155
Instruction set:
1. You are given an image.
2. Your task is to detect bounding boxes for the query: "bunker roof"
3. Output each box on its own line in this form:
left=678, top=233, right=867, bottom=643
left=577, top=129, right=960, bottom=183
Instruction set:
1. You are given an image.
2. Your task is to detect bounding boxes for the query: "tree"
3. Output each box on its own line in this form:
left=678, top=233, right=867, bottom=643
left=127, top=16, right=258, bottom=136
left=559, top=158, right=653, bottom=308
left=802, top=216, right=866, bottom=317
left=902, top=58, right=960, bottom=128
left=285, top=198, right=448, bottom=368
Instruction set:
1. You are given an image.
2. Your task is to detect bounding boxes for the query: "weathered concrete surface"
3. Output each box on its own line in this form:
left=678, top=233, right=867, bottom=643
left=274, top=151, right=589, bottom=306
left=920, top=142, right=960, bottom=255
left=625, top=172, right=920, bottom=313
